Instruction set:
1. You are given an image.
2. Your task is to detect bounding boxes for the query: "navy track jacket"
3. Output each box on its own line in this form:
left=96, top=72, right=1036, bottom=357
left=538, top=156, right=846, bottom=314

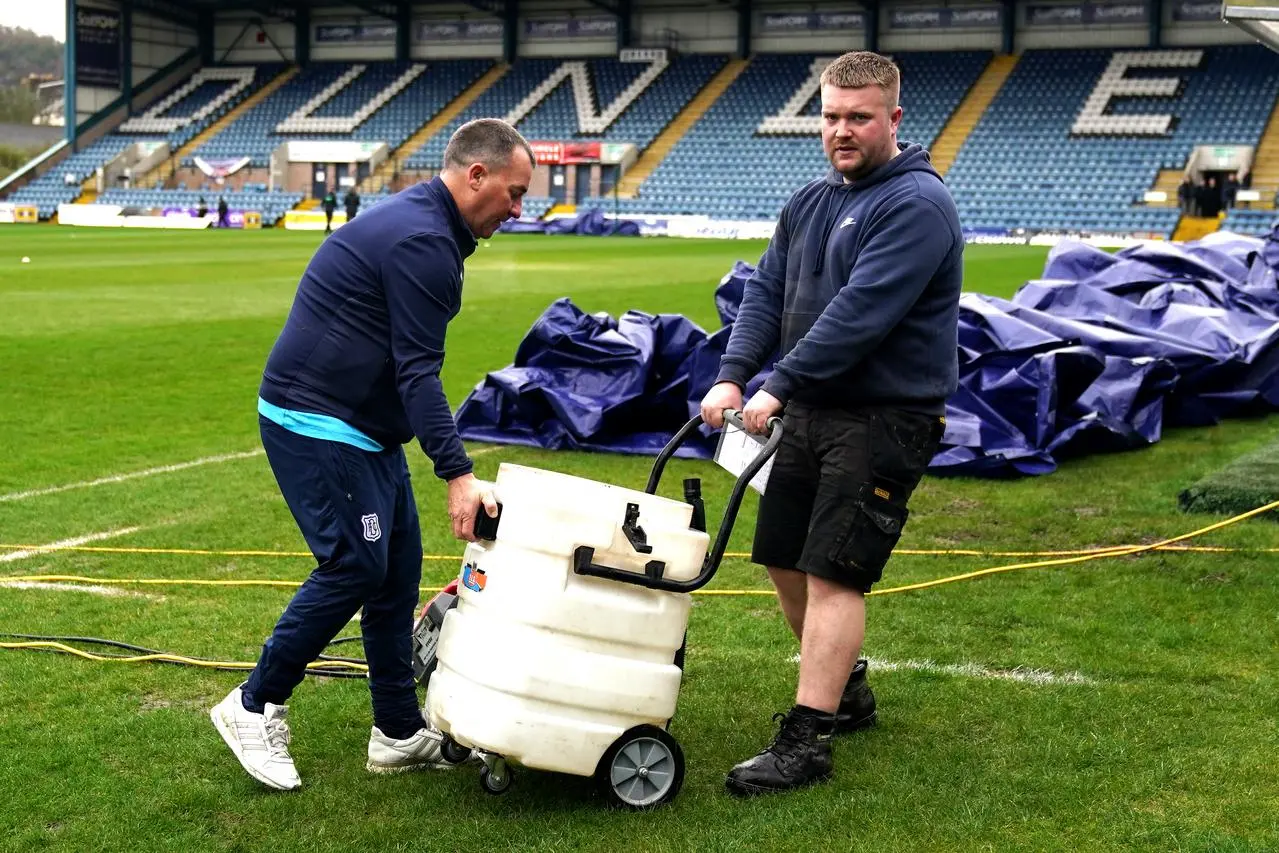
left=717, top=144, right=964, bottom=412
left=259, top=177, right=477, bottom=480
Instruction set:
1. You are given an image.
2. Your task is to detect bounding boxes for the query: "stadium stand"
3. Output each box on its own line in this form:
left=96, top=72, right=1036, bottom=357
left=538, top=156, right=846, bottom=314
left=6, top=64, right=286, bottom=219
left=188, top=60, right=493, bottom=168
left=407, top=54, right=728, bottom=171
left=8, top=135, right=136, bottom=219
left=10, top=44, right=1279, bottom=234
left=581, top=50, right=991, bottom=220
left=1221, top=207, right=1277, bottom=236
left=946, top=45, right=1279, bottom=238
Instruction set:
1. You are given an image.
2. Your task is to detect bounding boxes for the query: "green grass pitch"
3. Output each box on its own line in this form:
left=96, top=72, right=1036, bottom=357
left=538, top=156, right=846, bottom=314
left=0, top=227, right=1276, bottom=852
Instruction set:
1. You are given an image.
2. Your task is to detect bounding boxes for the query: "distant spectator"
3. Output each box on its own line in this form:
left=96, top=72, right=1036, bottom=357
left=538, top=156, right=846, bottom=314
left=1223, top=172, right=1239, bottom=210
left=1199, top=177, right=1220, bottom=218
left=197, top=196, right=209, bottom=219
left=1177, top=178, right=1192, bottom=214
left=344, top=188, right=361, bottom=222
left=322, top=188, right=338, bottom=233
left=217, top=196, right=230, bottom=228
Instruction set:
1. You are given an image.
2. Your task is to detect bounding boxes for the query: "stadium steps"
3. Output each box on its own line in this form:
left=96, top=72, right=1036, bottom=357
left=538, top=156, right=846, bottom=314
left=138, top=65, right=300, bottom=188
left=1244, top=89, right=1279, bottom=209
left=614, top=57, right=750, bottom=200
left=362, top=62, right=510, bottom=192
left=76, top=174, right=97, bottom=204
left=929, top=53, right=1019, bottom=177
left=1146, top=168, right=1185, bottom=207
left=548, top=203, right=576, bottom=216
left=298, top=198, right=321, bottom=210
left=1173, top=215, right=1221, bottom=241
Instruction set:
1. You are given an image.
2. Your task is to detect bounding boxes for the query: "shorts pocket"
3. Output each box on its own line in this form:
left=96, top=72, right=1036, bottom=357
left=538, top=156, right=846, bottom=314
left=828, top=485, right=909, bottom=581
left=870, top=409, right=944, bottom=490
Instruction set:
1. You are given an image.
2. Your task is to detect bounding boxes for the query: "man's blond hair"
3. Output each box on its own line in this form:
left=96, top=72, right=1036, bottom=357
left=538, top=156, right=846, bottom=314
left=820, top=51, right=900, bottom=109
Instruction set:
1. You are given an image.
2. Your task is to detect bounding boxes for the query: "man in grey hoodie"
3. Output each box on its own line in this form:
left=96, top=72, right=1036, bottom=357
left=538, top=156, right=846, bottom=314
left=701, top=51, right=963, bottom=797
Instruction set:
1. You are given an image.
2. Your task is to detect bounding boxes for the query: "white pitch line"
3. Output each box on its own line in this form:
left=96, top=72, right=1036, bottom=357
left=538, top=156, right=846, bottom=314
left=0, top=580, right=160, bottom=600
left=789, top=654, right=1096, bottom=686
left=0, top=444, right=505, bottom=506
left=0, top=450, right=264, bottom=503
left=0, top=526, right=144, bottom=563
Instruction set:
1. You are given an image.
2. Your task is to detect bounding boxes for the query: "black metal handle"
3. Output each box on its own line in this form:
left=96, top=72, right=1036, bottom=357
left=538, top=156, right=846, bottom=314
left=473, top=502, right=503, bottom=541
left=573, top=409, right=784, bottom=593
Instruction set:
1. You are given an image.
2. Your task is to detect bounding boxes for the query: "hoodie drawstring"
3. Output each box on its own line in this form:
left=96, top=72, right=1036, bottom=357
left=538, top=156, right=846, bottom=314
left=813, top=188, right=840, bottom=276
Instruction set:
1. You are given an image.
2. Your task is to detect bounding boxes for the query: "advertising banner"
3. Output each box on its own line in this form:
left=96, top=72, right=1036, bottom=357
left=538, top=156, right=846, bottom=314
left=415, top=20, right=503, bottom=41
left=524, top=17, right=618, bottom=38
left=1025, top=2, right=1148, bottom=25
left=1171, top=0, right=1222, bottom=20
left=75, top=7, right=122, bottom=88
left=761, top=11, right=865, bottom=30
left=528, top=141, right=605, bottom=165
left=163, top=207, right=250, bottom=228
left=286, top=141, right=384, bottom=163
left=315, top=23, right=396, bottom=43
left=889, top=6, right=1004, bottom=28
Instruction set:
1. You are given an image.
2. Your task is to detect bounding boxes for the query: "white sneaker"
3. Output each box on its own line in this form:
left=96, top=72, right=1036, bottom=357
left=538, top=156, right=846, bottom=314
left=210, top=685, right=301, bottom=791
left=366, top=723, right=462, bottom=774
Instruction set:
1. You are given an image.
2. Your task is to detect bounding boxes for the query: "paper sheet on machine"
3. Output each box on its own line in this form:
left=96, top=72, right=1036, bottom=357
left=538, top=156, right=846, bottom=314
left=714, top=421, right=774, bottom=495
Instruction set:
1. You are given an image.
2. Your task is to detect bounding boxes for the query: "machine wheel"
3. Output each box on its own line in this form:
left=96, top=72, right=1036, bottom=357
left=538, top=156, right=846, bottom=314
left=440, top=734, right=471, bottom=765
left=596, top=725, right=685, bottom=810
left=479, top=764, right=513, bottom=795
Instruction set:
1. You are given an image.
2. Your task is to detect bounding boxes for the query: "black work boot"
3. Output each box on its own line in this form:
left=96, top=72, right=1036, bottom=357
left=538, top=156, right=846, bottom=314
left=724, top=707, right=834, bottom=797
left=834, top=658, right=877, bottom=735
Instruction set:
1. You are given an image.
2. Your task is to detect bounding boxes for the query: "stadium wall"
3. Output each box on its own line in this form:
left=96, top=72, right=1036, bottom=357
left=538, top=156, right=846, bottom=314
left=205, top=0, right=1259, bottom=65
left=1162, top=2, right=1253, bottom=44
left=132, top=12, right=197, bottom=86
left=310, top=11, right=397, bottom=62
left=637, top=9, right=737, bottom=53
left=215, top=17, right=296, bottom=63
left=752, top=5, right=864, bottom=53
left=412, top=1, right=504, bottom=60
left=879, top=0, right=1004, bottom=51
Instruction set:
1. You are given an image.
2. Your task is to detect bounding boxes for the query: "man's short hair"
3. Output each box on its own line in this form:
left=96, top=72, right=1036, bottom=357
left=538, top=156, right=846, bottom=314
left=820, top=51, right=901, bottom=109
left=442, top=118, right=535, bottom=172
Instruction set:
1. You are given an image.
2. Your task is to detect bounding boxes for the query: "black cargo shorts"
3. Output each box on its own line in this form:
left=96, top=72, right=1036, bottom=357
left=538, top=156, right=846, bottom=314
left=752, top=402, right=945, bottom=593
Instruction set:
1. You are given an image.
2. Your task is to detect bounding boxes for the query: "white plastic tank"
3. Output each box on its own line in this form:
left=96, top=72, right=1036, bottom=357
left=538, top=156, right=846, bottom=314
left=425, top=462, right=710, bottom=777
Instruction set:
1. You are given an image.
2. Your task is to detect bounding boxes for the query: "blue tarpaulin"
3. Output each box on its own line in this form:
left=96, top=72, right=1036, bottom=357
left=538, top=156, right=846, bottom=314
left=497, top=208, right=642, bottom=236
left=456, top=230, right=1279, bottom=476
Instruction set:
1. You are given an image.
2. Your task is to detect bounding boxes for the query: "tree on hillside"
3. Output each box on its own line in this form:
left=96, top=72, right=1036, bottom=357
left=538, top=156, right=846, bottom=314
left=0, top=27, right=63, bottom=126
left=0, top=88, right=40, bottom=124
left=0, top=26, right=64, bottom=88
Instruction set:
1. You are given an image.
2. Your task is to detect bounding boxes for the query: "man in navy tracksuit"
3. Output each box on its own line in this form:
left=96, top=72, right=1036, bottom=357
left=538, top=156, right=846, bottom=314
left=701, top=52, right=963, bottom=796
left=211, top=119, right=534, bottom=791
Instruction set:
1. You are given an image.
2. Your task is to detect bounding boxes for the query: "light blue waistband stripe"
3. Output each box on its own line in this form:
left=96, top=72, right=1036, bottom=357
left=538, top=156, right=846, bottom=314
left=258, top=397, right=384, bottom=452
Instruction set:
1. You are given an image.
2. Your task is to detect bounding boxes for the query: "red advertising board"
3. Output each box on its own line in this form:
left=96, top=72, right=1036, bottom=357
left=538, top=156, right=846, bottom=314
left=529, top=140, right=602, bottom=164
